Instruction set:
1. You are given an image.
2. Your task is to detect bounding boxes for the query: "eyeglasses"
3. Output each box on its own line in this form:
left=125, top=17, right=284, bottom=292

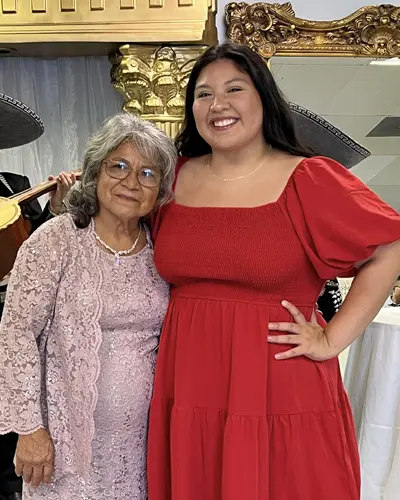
left=103, top=160, right=161, bottom=188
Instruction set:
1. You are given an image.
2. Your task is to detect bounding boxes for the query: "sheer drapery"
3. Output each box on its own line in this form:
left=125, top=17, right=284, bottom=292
left=0, top=56, right=123, bottom=199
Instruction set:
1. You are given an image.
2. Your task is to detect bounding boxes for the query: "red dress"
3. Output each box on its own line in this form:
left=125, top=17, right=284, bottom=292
left=147, top=156, right=400, bottom=500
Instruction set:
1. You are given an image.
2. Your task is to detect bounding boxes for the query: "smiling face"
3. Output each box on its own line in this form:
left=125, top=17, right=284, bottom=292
left=96, top=141, right=160, bottom=223
left=192, top=58, right=264, bottom=153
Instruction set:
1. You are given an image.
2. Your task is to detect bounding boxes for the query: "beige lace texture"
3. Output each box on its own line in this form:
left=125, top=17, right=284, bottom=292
left=0, top=214, right=170, bottom=499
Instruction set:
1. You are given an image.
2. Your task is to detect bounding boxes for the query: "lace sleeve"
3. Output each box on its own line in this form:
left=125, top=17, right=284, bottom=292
left=0, top=217, right=67, bottom=435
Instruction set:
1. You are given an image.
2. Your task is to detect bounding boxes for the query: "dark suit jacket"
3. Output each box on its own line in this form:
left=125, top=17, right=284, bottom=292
left=317, top=278, right=343, bottom=322
left=0, top=172, right=52, bottom=233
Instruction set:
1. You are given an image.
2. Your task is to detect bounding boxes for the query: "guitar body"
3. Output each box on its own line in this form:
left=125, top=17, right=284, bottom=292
left=0, top=197, right=30, bottom=280
left=0, top=171, right=80, bottom=281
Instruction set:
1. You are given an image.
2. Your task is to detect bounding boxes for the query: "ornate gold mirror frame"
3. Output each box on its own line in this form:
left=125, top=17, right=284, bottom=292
left=225, top=2, right=400, bottom=59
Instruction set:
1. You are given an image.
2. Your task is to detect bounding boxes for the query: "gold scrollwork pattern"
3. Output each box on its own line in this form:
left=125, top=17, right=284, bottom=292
left=225, top=2, right=400, bottom=58
left=110, top=44, right=206, bottom=138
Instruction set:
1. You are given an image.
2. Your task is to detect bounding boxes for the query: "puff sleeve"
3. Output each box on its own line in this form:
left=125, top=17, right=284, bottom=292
left=283, top=156, right=400, bottom=280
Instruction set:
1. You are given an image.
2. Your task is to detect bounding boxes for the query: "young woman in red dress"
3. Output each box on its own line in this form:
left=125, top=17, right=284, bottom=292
left=147, top=42, right=400, bottom=500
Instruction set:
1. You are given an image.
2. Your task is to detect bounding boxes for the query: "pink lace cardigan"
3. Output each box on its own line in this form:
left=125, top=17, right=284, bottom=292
left=0, top=214, right=138, bottom=479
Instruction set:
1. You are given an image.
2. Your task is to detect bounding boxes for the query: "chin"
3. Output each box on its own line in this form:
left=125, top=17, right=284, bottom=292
left=112, top=207, right=141, bottom=220
left=210, top=140, right=246, bottom=153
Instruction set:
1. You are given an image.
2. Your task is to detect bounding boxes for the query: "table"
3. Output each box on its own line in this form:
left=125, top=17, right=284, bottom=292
left=344, top=307, right=400, bottom=500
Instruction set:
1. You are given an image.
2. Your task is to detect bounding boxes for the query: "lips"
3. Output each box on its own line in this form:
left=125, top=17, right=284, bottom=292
left=117, top=193, right=139, bottom=202
left=211, top=117, right=239, bottom=130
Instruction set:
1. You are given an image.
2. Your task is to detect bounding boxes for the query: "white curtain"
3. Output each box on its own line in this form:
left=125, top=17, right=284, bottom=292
left=0, top=56, right=123, bottom=199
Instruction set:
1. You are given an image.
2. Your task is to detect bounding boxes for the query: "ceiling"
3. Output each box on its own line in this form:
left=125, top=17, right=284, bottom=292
left=270, top=57, right=400, bottom=211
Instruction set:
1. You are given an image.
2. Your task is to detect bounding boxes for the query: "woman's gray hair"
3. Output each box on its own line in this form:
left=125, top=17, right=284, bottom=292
left=66, top=112, right=177, bottom=228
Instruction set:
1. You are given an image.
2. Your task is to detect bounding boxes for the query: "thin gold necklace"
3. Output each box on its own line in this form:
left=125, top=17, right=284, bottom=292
left=206, top=148, right=271, bottom=183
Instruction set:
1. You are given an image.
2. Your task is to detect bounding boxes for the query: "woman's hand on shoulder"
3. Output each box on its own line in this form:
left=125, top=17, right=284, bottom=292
left=268, top=301, right=340, bottom=361
left=49, top=171, right=77, bottom=214
left=15, top=428, right=54, bottom=488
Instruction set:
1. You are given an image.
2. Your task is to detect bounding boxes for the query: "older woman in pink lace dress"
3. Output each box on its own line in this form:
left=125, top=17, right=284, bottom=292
left=0, top=113, right=176, bottom=500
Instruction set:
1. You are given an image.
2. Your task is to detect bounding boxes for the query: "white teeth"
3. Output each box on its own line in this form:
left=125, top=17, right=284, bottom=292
left=213, top=118, right=237, bottom=127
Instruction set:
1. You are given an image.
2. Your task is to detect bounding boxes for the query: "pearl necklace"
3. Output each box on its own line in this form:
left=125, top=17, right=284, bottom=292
left=94, top=225, right=142, bottom=266
left=206, top=147, right=271, bottom=183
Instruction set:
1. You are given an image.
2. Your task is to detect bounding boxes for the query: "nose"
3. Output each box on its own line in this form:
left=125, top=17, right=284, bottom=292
left=210, top=93, right=229, bottom=112
left=122, top=169, right=140, bottom=190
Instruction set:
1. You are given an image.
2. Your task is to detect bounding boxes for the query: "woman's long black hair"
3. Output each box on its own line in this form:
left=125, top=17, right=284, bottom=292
left=175, top=42, right=313, bottom=158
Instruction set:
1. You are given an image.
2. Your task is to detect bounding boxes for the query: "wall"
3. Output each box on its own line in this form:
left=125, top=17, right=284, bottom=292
left=217, top=0, right=371, bottom=41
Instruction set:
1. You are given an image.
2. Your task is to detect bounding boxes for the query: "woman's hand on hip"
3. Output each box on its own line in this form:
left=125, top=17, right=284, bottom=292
left=268, top=300, right=340, bottom=361
left=15, top=428, right=54, bottom=487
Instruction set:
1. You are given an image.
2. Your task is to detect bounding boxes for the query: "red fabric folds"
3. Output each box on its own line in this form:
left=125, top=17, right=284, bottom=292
left=147, top=155, right=400, bottom=500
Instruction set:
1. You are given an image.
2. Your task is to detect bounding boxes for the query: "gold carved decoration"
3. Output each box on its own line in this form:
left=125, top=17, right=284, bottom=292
left=226, top=2, right=400, bottom=58
left=110, top=45, right=206, bottom=138
left=109, top=0, right=216, bottom=136
left=0, top=0, right=215, bottom=46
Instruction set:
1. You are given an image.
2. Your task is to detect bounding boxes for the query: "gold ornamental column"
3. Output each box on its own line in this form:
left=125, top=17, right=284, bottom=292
left=110, top=44, right=207, bottom=138
left=108, top=1, right=216, bottom=138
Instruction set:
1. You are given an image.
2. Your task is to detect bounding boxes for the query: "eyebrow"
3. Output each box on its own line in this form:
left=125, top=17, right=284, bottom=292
left=109, top=156, right=129, bottom=163
left=195, top=77, right=249, bottom=90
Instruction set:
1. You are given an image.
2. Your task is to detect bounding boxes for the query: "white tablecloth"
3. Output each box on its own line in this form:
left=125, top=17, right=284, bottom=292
left=344, top=308, right=400, bottom=500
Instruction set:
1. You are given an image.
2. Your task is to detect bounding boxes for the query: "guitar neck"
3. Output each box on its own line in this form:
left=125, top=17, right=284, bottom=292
left=11, top=170, right=81, bottom=205
left=13, top=180, right=58, bottom=205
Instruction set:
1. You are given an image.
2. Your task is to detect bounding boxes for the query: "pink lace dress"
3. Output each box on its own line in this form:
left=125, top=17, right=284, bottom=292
left=0, top=215, right=169, bottom=500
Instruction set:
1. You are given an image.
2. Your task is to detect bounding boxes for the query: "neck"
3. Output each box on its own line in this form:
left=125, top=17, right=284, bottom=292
left=94, top=210, right=141, bottom=249
left=210, top=139, right=270, bottom=175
